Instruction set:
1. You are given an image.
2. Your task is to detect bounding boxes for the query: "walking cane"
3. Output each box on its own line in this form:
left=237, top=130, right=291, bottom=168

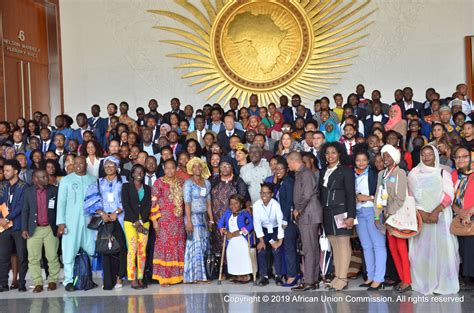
left=217, top=232, right=227, bottom=285
left=248, top=232, right=258, bottom=286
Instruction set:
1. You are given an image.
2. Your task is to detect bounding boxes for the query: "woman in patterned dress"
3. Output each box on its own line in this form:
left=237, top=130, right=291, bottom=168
left=210, top=156, right=250, bottom=255
left=150, top=159, right=186, bottom=285
left=183, top=157, right=215, bottom=283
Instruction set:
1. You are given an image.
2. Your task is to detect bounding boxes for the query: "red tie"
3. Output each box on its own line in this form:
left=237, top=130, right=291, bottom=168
left=349, top=142, right=353, bottom=155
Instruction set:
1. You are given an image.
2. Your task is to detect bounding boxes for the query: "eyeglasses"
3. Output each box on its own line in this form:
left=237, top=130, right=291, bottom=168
left=454, top=155, right=470, bottom=160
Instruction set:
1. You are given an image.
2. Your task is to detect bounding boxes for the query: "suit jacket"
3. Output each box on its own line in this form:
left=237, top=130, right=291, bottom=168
left=122, top=183, right=152, bottom=223
left=0, top=180, right=28, bottom=231
left=277, top=175, right=295, bottom=223
left=397, top=101, right=425, bottom=118
left=293, top=166, right=323, bottom=225
left=163, top=110, right=185, bottom=125
left=207, top=122, right=225, bottom=134
left=319, top=165, right=356, bottom=235
left=364, top=115, right=389, bottom=137
left=217, top=129, right=245, bottom=153
left=19, top=169, right=33, bottom=185
left=21, top=185, right=58, bottom=236
left=13, top=142, right=27, bottom=154
left=282, top=107, right=312, bottom=124
left=88, top=116, right=107, bottom=147
left=187, top=129, right=216, bottom=146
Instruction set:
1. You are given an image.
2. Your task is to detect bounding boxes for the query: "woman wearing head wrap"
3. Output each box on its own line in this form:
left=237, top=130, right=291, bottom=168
left=267, top=111, right=284, bottom=141
left=210, top=156, right=250, bottom=257
left=451, top=146, right=474, bottom=285
left=84, top=156, right=127, bottom=290
left=159, top=123, right=171, bottom=138
left=150, top=159, right=186, bottom=285
left=385, top=105, right=407, bottom=139
left=183, top=157, right=215, bottom=283
left=320, top=115, right=341, bottom=143
left=408, top=145, right=459, bottom=295
left=246, top=116, right=261, bottom=133
left=374, top=145, right=411, bottom=293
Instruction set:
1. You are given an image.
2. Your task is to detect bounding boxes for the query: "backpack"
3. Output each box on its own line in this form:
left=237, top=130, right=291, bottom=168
left=73, top=249, right=97, bottom=290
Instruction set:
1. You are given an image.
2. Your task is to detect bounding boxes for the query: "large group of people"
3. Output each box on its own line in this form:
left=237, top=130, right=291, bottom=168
left=0, top=83, right=473, bottom=296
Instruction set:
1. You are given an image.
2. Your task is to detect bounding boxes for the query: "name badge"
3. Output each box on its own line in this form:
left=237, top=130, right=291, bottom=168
left=200, top=188, right=207, bottom=197
left=107, top=192, right=114, bottom=202
left=48, top=199, right=55, bottom=209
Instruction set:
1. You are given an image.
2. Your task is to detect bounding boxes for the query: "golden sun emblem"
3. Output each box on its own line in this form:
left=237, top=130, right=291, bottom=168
left=149, top=0, right=375, bottom=106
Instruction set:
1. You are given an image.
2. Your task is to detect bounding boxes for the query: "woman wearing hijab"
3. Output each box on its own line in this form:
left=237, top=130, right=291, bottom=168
left=267, top=112, right=284, bottom=141
left=159, top=123, right=172, bottom=138
left=451, top=146, right=474, bottom=285
left=246, top=116, right=261, bottom=133
left=375, top=145, right=411, bottom=293
left=183, top=157, right=215, bottom=283
left=385, top=105, right=407, bottom=139
left=210, top=156, right=250, bottom=255
left=320, top=111, right=341, bottom=143
left=408, top=145, right=459, bottom=295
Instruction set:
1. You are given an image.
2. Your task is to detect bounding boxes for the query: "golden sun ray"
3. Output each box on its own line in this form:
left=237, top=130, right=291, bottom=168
left=149, top=0, right=375, bottom=107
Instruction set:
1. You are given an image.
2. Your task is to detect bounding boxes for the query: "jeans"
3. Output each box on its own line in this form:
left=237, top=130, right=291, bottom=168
left=356, top=207, right=387, bottom=283
left=257, top=227, right=283, bottom=277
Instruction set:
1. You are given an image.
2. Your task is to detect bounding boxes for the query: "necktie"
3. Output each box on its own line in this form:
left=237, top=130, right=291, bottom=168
left=198, top=131, right=203, bottom=145
left=310, top=148, right=314, bottom=155
left=349, top=142, right=353, bottom=155
left=227, top=131, right=231, bottom=137
left=147, top=175, right=153, bottom=186
left=15, top=144, right=20, bottom=152
left=43, top=142, right=47, bottom=153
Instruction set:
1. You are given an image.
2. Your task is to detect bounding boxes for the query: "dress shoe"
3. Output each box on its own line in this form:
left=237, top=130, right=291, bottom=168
left=0, top=285, right=9, bottom=292
left=396, top=285, right=412, bottom=293
left=18, top=285, right=27, bottom=292
left=33, top=285, right=43, bottom=293
left=258, top=277, right=269, bottom=287
left=291, top=283, right=319, bottom=291
left=367, top=283, right=385, bottom=291
left=47, top=282, right=57, bottom=291
left=65, top=283, right=75, bottom=292
left=359, top=281, right=373, bottom=288
left=10, top=282, right=18, bottom=289
left=275, top=276, right=283, bottom=286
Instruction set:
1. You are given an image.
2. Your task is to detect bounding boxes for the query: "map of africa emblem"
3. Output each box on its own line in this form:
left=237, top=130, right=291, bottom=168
left=149, top=0, right=375, bottom=105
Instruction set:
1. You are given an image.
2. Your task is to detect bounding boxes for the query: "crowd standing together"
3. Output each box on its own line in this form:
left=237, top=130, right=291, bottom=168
left=0, top=83, right=473, bottom=296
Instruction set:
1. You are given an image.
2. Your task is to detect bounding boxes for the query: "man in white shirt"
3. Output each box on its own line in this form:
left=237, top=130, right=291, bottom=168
left=253, top=182, right=284, bottom=286
left=240, top=145, right=272, bottom=204
left=144, top=157, right=158, bottom=187
left=450, top=83, right=473, bottom=116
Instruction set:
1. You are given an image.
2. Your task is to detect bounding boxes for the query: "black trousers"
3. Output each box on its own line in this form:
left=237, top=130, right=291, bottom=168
left=101, top=220, right=127, bottom=290
left=0, top=229, right=27, bottom=287
left=144, top=226, right=156, bottom=283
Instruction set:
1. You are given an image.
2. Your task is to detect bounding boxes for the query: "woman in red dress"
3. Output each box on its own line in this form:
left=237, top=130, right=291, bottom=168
left=150, top=159, right=186, bottom=285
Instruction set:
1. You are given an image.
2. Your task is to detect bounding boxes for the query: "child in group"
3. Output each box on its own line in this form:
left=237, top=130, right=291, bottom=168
left=218, top=194, right=254, bottom=284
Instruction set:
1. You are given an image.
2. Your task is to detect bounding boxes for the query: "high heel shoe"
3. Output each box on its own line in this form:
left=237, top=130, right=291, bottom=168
left=358, top=281, right=373, bottom=288
left=396, top=285, right=412, bottom=293
left=367, top=283, right=385, bottom=291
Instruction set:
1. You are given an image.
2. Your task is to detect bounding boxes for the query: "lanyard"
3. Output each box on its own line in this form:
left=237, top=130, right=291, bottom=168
left=382, top=166, right=397, bottom=184
left=262, top=201, right=273, bottom=222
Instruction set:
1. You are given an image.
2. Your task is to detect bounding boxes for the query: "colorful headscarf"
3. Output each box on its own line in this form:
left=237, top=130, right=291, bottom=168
left=381, top=144, right=401, bottom=165
left=385, top=105, right=403, bottom=131
left=320, top=119, right=341, bottom=143
left=186, top=157, right=211, bottom=179
left=267, top=112, right=284, bottom=137
left=159, top=123, right=171, bottom=137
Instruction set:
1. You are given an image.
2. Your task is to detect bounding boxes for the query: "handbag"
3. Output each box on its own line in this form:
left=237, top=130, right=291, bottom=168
left=96, top=223, right=121, bottom=255
left=450, top=215, right=474, bottom=236
left=319, top=229, right=331, bottom=252
left=385, top=188, right=422, bottom=239
left=87, top=215, right=104, bottom=230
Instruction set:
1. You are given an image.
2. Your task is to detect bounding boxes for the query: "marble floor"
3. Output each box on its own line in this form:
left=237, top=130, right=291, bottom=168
left=0, top=277, right=471, bottom=313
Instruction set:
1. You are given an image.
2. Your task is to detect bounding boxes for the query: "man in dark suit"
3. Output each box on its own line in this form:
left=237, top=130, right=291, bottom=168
left=398, top=87, right=424, bottom=118
left=167, top=130, right=183, bottom=157
left=283, top=94, right=312, bottom=125
left=217, top=115, right=244, bottom=154
left=16, top=154, right=33, bottom=185
left=364, top=101, right=389, bottom=136
left=21, top=170, right=59, bottom=293
left=39, top=127, right=55, bottom=154
left=88, top=104, right=107, bottom=148
left=12, top=130, right=26, bottom=154
left=287, top=152, right=323, bottom=291
left=162, top=98, right=185, bottom=125
left=73, top=113, right=91, bottom=145
left=145, top=99, right=163, bottom=125
left=139, top=128, right=160, bottom=156
left=0, top=160, right=28, bottom=292
left=207, top=107, right=225, bottom=134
